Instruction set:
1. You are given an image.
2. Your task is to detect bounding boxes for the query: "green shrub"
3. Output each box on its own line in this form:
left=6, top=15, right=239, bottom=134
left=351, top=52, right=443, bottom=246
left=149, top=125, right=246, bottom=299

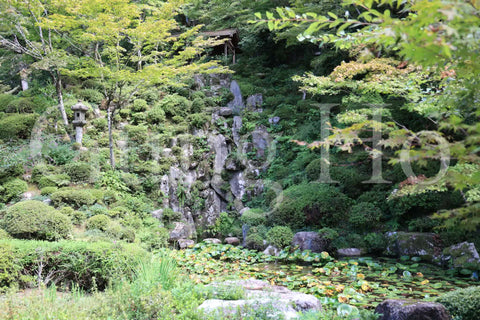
left=436, top=286, right=480, bottom=320
left=131, top=112, right=147, bottom=124
left=3, top=200, right=72, bottom=240
left=266, top=226, right=294, bottom=248
left=6, top=97, right=37, bottom=113
left=31, top=164, right=57, bottom=184
left=215, top=212, right=238, bottom=237
left=46, top=143, right=77, bottom=165
left=187, top=113, right=209, bottom=129
left=0, top=229, right=10, bottom=239
left=0, top=239, right=146, bottom=290
left=191, top=97, right=206, bottom=113
left=0, top=178, right=27, bottom=203
left=59, top=206, right=86, bottom=225
left=364, top=233, right=386, bottom=254
left=119, top=108, right=131, bottom=119
left=140, top=226, right=169, bottom=250
left=121, top=227, right=136, bottom=243
left=0, top=242, right=18, bottom=291
left=126, top=125, right=148, bottom=144
left=51, top=188, right=95, bottom=208
left=91, top=118, right=108, bottom=131
left=0, top=113, right=37, bottom=140
left=158, top=94, right=192, bottom=118
left=270, top=183, right=353, bottom=230
left=162, top=208, right=182, bottom=226
left=245, top=233, right=266, bottom=251
left=0, top=94, right=15, bottom=112
left=240, top=208, right=266, bottom=227
left=65, top=162, right=94, bottom=182
left=38, top=174, right=71, bottom=188
left=40, top=186, right=58, bottom=195
left=108, top=206, right=129, bottom=218
left=86, top=204, right=109, bottom=217
left=86, top=214, right=111, bottom=231
left=147, top=105, right=166, bottom=124
left=305, top=158, right=323, bottom=181
left=348, top=202, right=382, bottom=231
left=79, top=88, right=103, bottom=103
left=132, top=99, right=148, bottom=112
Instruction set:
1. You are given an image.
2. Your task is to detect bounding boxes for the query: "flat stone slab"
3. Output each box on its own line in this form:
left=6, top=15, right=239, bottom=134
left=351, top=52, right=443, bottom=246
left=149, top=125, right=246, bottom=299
left=198, top=279, right=321, bottom=319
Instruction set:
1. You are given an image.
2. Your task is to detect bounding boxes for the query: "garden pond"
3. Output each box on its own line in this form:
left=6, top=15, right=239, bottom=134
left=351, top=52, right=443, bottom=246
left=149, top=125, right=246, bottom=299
left=176, top=244, right=477, bottom=310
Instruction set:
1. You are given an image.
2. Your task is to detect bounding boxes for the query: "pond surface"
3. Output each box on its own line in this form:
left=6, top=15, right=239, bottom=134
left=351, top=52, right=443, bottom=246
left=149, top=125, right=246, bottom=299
left=176, top=244, right=477, bottom=309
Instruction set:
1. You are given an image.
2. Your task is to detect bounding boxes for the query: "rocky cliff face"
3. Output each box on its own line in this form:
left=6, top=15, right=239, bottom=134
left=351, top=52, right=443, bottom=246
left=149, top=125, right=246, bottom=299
left=153, top=74, right=272, bottom=238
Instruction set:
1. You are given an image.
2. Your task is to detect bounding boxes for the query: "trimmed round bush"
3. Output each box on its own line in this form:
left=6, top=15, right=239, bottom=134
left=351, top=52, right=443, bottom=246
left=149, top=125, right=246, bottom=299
left=240, top=209, right=266, bottom=227
left=270, top=183, right=353, bottom=230
left=3, top=200, right=72, bottom=240
left=266, top=226, right=294, bottom=248
left=158, top=94, right=192, bottom=118
left=436, top=286, right=480, bottom=320
left=348, top=202, right=382, bottom=231
left=40, top=186, right=58, bottom=195
left=132, top=99, right=148, bottom=112
left=86, top=214, right=111, bottom=231
left=191, top=97, right=206, bottom=113
left=245, top=233, right=266, bottom=251
left=91, top=118, right=108, bottom=131
left=51, top=188, right=95, bottom=208
left=147, top=105, right=166, bottom=124
left=126, top=125, right=148, bottom=144
left=38, top=174, right=70, bottom=188
left=65, top=162, right=94, bottom=182
left=0, top=178, right=27, bottom=203
left=59, top=206, right=86, bottom=225
left=0, top=113, right=37, bottom=140
left=31, top=164, right=57, bottom=184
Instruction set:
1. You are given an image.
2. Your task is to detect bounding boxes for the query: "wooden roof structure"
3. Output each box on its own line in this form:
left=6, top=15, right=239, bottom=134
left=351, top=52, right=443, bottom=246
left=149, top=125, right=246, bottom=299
left=200, top=29, right=239, bottom=64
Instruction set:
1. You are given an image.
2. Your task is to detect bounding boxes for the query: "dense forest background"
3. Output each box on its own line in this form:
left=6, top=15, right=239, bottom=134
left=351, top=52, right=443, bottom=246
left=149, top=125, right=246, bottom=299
left=0, top=0, right=479, bottom=319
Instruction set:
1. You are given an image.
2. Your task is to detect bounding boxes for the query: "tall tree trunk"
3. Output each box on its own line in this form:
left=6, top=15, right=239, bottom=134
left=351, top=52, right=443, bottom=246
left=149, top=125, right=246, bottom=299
left=108, top=105, right=115, bottom=169
left=52, top=70, right=69, bottom=127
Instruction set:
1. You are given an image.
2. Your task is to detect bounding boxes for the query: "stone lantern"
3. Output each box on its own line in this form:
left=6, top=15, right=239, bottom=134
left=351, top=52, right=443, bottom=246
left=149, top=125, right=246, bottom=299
left=71, top=102, right=88, bottom=144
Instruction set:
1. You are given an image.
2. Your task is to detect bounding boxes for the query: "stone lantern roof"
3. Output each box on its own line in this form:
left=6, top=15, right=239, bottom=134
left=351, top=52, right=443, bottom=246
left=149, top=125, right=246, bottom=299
left=71, top=101, right=88, bottom=127
left=71, top=102, right=89, bottom=112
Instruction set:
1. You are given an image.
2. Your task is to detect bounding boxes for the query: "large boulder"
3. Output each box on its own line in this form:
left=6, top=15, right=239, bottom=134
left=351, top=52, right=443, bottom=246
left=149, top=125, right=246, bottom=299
left=292, top=232, right=328, bottom=253
left=198, top=279, right=321, bottom=319
left=385, top=232, right=442, bottom=262
left=375, top=299, right=450, bottom=320
left=442, top=242, right=480, bottom=270
left=169, top=222, right=194, bottom=241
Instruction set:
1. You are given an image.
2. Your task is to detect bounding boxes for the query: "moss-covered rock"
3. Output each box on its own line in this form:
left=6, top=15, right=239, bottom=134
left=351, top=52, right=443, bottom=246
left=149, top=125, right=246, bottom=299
left=442, top=242, right=480, bottom=271
left=385, top=232, right=442, bottom=262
